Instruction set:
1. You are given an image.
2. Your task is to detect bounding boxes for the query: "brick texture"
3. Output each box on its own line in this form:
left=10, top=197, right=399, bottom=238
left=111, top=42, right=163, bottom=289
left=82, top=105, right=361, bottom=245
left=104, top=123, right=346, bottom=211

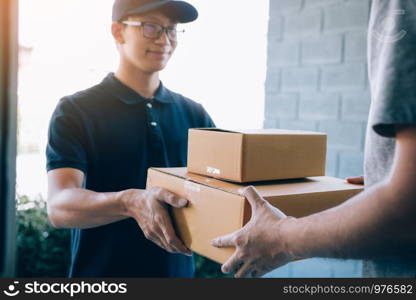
left=264, top=0, right=371, bottom=279
left=265, top=0, right=371, bottom=179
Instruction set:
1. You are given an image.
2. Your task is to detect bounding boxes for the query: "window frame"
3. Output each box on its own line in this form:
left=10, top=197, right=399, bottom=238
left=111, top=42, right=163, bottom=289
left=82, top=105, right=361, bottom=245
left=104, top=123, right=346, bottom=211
left=0, top=0, right=18, bottom=277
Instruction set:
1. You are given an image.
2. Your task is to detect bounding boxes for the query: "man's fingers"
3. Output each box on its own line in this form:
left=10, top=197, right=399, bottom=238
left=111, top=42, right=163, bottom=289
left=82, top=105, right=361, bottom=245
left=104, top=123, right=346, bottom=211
left=154, top=188, right=188, bottom=208
left=159, top=214, right=192, bottom=256
left=154, top=227, right=176, bottom=253
left=147, top=224, right=185, bottom=255
left=241, top=186, right=267, bottom=213
left=145, top=229, right=171, bottom=253
left=241, top=186, right=287, bottom=219
left=211, top=232, right=238, bottom=248
left=346, top=176, right=364, bottom=185
left=235, top=262, right=255, bottom=278
left=221, top=252, right=244, bottom=274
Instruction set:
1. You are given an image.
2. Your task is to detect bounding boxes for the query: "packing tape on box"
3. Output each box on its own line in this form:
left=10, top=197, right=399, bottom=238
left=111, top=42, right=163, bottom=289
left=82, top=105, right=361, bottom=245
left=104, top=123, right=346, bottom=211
left=206, top=166, right=221, bottom=175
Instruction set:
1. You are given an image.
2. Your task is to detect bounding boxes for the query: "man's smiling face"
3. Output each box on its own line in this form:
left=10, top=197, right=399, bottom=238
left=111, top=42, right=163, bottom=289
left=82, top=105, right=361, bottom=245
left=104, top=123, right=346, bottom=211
left=116, top=11, right=178, bottom=73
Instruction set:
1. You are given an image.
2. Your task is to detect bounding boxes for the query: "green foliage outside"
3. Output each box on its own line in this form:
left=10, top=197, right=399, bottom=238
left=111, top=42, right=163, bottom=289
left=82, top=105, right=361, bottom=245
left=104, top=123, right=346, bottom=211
left=16, top=195, right=229, bottom=278
left=16, top=195, right=70, bottom=277
left=194, top=253, right=231, bottom=278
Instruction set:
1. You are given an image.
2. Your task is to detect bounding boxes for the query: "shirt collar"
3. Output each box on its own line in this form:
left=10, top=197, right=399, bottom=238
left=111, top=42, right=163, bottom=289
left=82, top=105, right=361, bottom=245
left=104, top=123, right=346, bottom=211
left=102, top=73, right=174, bottom=105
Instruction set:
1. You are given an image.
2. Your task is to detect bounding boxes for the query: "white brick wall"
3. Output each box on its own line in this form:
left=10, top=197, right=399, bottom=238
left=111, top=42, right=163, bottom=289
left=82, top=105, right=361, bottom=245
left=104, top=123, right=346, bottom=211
left=264, top=0, right=371, bottom=278
left=265, top=0, right=371, bottom=179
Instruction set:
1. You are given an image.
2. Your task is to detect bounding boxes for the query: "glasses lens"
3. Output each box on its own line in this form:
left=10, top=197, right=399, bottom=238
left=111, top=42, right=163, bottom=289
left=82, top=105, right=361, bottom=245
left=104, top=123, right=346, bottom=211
left=143, top=23, right=162, bottom=39
left=167, top=29, right=178, bottom=41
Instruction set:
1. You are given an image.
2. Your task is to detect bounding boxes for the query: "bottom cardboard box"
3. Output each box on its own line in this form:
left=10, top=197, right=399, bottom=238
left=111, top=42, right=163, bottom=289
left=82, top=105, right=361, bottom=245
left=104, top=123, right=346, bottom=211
left=146, top=167, right=363, bottom=264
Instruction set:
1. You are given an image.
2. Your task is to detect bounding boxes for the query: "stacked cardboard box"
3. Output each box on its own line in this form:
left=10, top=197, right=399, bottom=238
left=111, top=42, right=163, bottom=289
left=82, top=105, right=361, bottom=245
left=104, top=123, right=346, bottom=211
left=146, top=128, right=363, bottom=263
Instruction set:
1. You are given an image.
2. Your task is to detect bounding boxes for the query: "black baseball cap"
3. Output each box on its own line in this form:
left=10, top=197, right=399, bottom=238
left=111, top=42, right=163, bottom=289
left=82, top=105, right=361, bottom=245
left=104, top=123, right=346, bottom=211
left=112, top=0, right=198, bottom=23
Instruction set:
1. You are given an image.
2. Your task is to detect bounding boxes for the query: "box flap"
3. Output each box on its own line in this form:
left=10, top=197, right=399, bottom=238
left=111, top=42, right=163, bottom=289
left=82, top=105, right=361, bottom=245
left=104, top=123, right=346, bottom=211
left=237, top=129, right=326, bottom=135
left=150, top=168, right=363, bottom=197
left=254, top=177, right=361, bottom=197
left=191, top=128, right=326, bottom=136
left=151, top=168, right=245, bottom=195
left=190, top=128, right=242, bottom=134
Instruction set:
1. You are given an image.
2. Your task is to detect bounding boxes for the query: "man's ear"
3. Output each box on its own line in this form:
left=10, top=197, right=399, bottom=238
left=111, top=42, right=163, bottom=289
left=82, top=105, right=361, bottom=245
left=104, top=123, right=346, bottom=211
left=111, top=22, right=125, bottom=44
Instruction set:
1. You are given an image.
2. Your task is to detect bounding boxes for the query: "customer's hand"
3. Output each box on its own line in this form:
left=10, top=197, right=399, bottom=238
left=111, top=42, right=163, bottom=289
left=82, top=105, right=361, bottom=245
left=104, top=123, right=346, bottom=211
left=346, top=175, right=364, bottom=185
left=211, top=186, right=296, bottom=278
left=121, top=187, right=192, bottom=256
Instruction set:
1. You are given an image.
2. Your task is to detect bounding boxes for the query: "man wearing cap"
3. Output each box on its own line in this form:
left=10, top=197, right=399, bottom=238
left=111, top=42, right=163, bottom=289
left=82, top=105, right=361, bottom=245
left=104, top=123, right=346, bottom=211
left=46, top=0, right=214, bottom=277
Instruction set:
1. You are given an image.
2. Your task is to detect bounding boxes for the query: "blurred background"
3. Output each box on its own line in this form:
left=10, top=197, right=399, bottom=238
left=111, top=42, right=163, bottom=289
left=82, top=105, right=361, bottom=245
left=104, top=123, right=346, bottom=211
left=16, top=0, right=370, bottom=277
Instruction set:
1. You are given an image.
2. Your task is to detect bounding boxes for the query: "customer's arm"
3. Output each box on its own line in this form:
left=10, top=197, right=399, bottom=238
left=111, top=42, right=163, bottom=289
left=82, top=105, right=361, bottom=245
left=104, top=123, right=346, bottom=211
left=285, top=125, right=416, bottom=259
left=47, top=168, right=191, bottom=255
left=212, top=126, right=416, bottom=277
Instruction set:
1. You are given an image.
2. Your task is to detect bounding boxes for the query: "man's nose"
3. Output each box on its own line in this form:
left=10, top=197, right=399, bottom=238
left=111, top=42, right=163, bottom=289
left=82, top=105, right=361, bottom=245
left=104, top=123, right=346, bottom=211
left=155, top=30, right=171, bottom=45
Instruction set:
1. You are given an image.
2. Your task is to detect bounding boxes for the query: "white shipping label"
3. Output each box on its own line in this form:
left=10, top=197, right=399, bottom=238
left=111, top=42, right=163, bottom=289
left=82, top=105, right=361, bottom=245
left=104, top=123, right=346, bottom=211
left=206, top=167, right=221, bottom=175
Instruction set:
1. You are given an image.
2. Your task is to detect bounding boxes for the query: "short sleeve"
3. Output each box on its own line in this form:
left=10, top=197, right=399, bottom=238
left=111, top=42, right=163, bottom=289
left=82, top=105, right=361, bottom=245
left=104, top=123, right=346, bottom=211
left=46, top=98, right=88, bottom=174
left=368, top=0, right=416, bottom=137
left=198, top=104, right=216, bottom=128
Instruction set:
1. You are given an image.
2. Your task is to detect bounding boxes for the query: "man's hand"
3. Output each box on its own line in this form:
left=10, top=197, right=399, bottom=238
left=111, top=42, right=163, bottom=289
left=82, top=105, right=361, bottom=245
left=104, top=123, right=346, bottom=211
left=346, top=176, right=364, bottom=185
left=211, top=186, right=296, bottom=278
left=121, top=187, right=192, bottom=256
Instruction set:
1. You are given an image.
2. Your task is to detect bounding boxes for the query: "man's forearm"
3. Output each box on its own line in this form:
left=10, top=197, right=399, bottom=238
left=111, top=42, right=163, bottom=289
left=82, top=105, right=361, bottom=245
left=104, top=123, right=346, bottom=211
left=282, top=181, right=416, bottom=260
left=48, top=188, right=134, bottom=229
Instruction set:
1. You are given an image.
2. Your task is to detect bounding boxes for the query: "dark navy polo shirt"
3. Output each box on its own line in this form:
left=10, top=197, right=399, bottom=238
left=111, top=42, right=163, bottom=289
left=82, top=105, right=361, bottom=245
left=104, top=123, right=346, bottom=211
left=46, top=73, right=215, bottom=277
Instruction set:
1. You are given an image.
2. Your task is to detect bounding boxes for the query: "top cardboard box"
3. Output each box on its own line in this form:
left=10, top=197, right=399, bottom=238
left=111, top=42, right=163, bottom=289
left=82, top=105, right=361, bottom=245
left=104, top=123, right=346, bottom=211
left=187, top=128, right=327, bottom=183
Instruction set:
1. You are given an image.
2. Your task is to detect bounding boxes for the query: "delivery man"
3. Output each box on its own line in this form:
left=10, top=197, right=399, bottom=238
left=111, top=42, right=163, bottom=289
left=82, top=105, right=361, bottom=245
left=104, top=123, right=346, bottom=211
left=212, top=0, right=416, bottom=278
left=46, top=0, right=214, bottom=277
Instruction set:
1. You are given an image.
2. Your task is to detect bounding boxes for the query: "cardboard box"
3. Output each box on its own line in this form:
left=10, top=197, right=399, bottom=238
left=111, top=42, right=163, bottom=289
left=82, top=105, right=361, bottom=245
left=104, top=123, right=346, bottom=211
left=187, top=128, right=327, bottom=183
left=146, top=167, right=363, bottom=264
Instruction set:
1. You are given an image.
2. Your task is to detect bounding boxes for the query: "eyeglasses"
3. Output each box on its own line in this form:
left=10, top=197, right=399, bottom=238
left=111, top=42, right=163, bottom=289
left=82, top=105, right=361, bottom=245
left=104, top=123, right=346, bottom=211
left=122, top=21, right=184, bottom=42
